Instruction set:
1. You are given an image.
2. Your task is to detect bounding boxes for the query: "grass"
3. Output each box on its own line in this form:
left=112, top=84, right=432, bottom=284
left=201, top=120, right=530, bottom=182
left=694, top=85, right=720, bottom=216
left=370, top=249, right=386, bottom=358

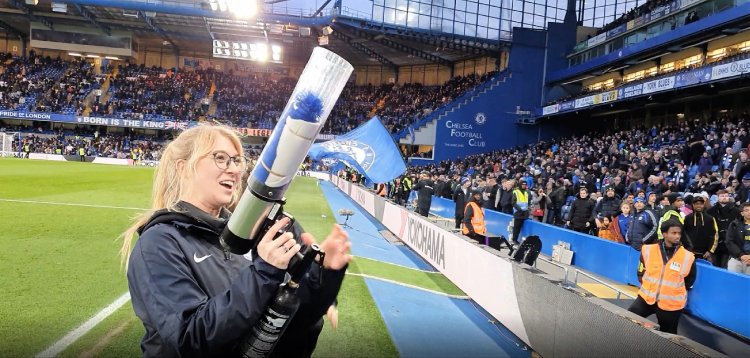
left=0, top=158, right=463, bottom=357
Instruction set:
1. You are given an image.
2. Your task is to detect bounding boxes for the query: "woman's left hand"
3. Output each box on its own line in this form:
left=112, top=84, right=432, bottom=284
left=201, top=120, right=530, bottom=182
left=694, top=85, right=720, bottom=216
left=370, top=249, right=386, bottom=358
left=302, top=224, right=352, bottom=270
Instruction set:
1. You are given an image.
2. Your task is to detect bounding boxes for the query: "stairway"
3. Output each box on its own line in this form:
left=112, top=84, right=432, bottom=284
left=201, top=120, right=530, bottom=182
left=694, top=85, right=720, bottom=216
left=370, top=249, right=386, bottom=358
left=398, top=71, right=510, bottom=144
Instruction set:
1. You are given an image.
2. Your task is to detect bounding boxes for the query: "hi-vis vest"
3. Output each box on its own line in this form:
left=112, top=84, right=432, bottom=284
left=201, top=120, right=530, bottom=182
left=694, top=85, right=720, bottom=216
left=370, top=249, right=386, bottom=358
left=513, top=189, right=529, bottom=212
left=638, top=244, right=695, bottom=311
left=462, top=202, right=486, bottom=235
left=657, top=209, right=684, bottom=240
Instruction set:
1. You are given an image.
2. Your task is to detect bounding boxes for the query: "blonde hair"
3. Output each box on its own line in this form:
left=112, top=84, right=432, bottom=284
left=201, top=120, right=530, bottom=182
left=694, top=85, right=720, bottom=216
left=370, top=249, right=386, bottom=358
left=119, top=124, right=244, bottom=270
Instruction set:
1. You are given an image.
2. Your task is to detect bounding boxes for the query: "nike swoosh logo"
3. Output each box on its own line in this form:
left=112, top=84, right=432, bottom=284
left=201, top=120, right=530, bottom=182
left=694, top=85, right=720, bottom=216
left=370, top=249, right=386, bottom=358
left=193, top=253, right=211, bottom=263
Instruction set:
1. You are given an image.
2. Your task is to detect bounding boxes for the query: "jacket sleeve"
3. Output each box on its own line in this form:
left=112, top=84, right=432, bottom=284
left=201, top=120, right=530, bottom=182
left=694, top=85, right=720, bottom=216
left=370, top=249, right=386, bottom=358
left=725, top=221, right=744, bottom=259
left=127, top=227, right=286, bottom=357
left=710, top=217, right=719, bottom=254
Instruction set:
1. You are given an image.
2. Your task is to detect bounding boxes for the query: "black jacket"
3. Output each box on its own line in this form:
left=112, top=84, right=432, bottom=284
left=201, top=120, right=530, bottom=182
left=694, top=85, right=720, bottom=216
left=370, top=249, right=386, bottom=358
left=593, top=195, right=622, bottom=218
left=568, top=196, right=595, bottom=230
left=726, top=219, right=750, bottom=259
left=683, top=211, right=718, bottom=255
left=707, top=202, right=741, bottom=243
left=453, top=186, right=468, bottom=218
left=127, top=202, right=344, bottom=357
left=412, top=179, right=435, bottom=210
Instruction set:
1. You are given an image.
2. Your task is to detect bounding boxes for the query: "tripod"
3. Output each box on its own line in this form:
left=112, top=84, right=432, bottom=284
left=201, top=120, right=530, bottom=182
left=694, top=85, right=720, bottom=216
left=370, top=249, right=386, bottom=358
left=340, top=213, right=354, bottom=228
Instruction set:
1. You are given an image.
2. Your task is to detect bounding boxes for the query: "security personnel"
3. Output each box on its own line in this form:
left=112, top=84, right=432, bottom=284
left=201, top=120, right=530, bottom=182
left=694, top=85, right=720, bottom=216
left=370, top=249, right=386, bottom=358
left=657, top=194, right=684, bottom=241
left=628, top=221, right=696, bottom=334
left=511, top=181, right=530, bottom=244
left=78, top=147, right=86, bottom=162
left=462, top=190, right=486, bottom=243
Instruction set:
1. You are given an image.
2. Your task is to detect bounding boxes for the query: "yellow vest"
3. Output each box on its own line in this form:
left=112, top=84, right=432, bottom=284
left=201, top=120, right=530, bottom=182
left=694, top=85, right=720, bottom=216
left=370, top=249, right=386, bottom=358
left=638, top=244, right=694, bottom=311
left=462, top=202, right=486, bottom=235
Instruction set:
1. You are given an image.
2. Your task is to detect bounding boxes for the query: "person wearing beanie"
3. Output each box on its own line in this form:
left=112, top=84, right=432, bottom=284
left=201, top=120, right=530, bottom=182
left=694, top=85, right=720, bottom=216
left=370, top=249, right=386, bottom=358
left=657, top=193, right=686, bottom=241
left=462, top=190, right=487, bottom=244
left=626, top=197, right=658, bottom=251
left=594, top=186, right=621, bottom=227
left=684, top=195, right=718, bottom=263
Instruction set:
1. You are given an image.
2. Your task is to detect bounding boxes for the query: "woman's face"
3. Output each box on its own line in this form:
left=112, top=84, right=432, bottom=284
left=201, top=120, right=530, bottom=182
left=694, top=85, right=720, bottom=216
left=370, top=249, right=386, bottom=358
left=185, top=135, right=243, bottom=214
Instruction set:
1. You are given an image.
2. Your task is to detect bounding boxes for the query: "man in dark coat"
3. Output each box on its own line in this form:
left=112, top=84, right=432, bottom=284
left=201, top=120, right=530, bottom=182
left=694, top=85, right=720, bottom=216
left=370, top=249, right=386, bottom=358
left=453, top=177, right=471, bottom=229
left=568, top=187, right=595, bottom=234
left=412, top=171, right=434, bottom=217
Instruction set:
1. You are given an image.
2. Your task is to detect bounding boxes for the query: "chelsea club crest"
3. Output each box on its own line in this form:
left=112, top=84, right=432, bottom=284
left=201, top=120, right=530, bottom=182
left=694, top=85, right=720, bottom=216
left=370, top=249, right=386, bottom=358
left=474, top=112, right=487, bottom=125
left=321, top=140, right=376, bottom=171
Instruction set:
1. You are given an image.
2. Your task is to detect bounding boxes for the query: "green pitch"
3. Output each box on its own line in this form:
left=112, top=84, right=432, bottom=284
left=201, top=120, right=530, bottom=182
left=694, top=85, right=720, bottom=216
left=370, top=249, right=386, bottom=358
left=0, top=158, right=463, bottom=357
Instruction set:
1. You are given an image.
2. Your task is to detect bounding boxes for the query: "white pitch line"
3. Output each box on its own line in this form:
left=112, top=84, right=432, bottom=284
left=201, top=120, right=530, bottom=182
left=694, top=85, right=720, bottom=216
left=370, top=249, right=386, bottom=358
left=35, top=292, right=132, bottom=358
left=352, top=255, right=439, bottom=274
left=0, top=198, right=147, bottom=211
left=347, top=272, right=469, bottom=299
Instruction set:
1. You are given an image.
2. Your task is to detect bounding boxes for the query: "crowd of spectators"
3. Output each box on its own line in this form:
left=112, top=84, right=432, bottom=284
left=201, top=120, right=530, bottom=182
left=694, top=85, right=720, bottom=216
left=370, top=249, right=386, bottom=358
left=94, top=64, right=213, bottom=121
left=345, top=110, right=750, bottom=274
left=210, top=71, right=498, bottom=134
left=0, top=51, right=68, bottom=112
left=7, top=124, right=165, bottom=161
left=0, top=51, right=499, bottom=136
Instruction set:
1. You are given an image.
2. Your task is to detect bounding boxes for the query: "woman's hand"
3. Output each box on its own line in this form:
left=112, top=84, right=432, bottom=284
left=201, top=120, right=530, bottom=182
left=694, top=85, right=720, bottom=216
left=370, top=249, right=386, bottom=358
left=256, top=217, right=300, bottom=270
left=301, top=224, right=352, bottom=270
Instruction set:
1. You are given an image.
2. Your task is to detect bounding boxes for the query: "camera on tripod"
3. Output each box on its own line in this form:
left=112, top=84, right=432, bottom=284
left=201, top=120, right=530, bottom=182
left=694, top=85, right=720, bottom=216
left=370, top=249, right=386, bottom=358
left=337, top=209, right=354, bottom=228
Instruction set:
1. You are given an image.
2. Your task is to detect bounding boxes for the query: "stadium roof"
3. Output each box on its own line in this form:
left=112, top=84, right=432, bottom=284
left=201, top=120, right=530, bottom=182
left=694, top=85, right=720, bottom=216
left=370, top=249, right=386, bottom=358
left=0, top=0, right=504, bottom=67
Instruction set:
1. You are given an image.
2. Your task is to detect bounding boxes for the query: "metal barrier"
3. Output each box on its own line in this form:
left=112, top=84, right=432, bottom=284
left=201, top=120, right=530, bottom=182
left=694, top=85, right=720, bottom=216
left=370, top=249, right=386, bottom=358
left=574, top=269, right=636, bottom=300
left=535, top=256, right=570, bottom=287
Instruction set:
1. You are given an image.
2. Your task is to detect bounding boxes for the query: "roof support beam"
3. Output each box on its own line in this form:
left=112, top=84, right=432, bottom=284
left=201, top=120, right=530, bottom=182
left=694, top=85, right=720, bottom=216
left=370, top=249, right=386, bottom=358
left=0, top=18, right=25, bottom=37
left=74, top=4, right=111, bottom=35
left=138, top=10, right=179, bottom=53
left=330, top=29, right=397, bottom=71
left=8, top=0, right=53, bottom=30
left=344, top=27, right=452, bottom=67
left=312, top=0, right=334, bottom=17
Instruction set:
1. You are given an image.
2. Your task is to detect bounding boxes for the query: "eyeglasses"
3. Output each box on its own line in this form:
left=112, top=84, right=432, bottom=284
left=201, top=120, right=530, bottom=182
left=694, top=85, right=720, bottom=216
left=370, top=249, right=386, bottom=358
left=211, top=151, right=246, bottom=170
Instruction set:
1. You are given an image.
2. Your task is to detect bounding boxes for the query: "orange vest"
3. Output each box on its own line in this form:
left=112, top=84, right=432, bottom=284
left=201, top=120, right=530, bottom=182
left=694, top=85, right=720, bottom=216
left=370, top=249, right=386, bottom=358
left=638, top=244, right=695, bottom=311
left=377, top=184, right=386, bottom=196
left=462, top=202, right=486, bottom=235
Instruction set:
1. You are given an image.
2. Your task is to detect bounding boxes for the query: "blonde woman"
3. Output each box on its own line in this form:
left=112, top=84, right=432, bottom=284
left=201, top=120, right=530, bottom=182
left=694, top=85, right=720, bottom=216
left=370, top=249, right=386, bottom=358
left=120, top=125, right=351, bottom=357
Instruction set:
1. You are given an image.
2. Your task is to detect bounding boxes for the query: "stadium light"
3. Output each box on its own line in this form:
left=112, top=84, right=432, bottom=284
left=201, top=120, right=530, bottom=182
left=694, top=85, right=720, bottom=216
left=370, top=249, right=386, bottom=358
left=209, top=0, right=257, bottom=18
left=104, top=56, right=120, bottom=60
left=68, top=52, right=82, bottom=57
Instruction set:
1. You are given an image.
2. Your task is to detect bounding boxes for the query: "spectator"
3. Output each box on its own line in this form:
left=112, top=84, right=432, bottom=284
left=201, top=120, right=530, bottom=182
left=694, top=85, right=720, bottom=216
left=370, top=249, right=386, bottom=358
left=684, top=11, right=700, bottom=25
left=612, top=201, right=633, bottom=243
left=724, top=202, right=750, bottom=275
left=453, top=177, right=471, bottom=229
left=626, top=197, right=658, bottom=251
left=684, top=195, right=718, bottom=264
left=594, top=186, right=622, bottom=226
left=707, top=189, right=741, bottom=268
left=412, top=171, right=434, bottom=217
left=511, top=181, right=531, bottom=243
left=568, top=187, right=595, bottom=234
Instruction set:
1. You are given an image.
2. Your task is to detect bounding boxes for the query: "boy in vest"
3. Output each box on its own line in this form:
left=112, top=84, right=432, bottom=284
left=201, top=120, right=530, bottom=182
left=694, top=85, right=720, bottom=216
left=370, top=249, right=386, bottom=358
left=462, top=190, right=486, bottom=244
left=628, top=221, right=696, bottom=334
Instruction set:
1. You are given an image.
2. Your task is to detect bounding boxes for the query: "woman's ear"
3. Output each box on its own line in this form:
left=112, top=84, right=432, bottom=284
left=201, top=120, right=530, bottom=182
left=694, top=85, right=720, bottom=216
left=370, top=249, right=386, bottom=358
left=176, top=159, right=185, bottom=173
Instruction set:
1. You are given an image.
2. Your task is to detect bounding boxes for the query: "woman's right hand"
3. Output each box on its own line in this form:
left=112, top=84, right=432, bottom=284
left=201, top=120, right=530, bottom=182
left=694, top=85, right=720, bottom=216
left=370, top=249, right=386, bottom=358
left=256, top=217, right=301, bottom=270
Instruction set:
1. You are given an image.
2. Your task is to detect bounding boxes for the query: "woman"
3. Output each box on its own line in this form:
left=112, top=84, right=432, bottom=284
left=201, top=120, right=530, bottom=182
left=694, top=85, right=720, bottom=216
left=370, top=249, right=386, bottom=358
left=567, top=187, right=595, bottom=234
left=530, top=187, right=551, bottom=222
left=120, top=125, right=351, bottom=357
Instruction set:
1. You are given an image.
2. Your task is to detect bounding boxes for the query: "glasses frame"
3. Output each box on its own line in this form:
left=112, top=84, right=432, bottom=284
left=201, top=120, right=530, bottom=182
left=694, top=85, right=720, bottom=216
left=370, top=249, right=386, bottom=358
left=211, top=151, right=246, bottom=171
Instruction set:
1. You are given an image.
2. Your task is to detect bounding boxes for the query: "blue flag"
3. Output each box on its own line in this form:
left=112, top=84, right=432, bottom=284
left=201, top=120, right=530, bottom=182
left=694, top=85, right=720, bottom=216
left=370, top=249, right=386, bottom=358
left=309, top=117, right=406, bottom=183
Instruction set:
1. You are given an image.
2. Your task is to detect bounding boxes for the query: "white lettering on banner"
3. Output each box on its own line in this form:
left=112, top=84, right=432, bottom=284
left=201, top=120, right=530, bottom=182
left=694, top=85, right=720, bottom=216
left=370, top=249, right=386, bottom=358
left=642, top=76, right=675, bottom=94
left=349, top=185, right=376, bottom=215
left=711, top=58, right=750, bottom=81
left=445, top=120, right=485, bottom=148
left=0, top=111, right=53, bottom=120
left=28, top=153, right=66, bottom=161
left=378, top=201, right=531, bottom=344
left=405, top=216, right=446, bottom=269
left=542, top=104, right=560, bottom=115
left=574, top=95, right=594, bottom=109
left=622, top=84, right=643, bottom=98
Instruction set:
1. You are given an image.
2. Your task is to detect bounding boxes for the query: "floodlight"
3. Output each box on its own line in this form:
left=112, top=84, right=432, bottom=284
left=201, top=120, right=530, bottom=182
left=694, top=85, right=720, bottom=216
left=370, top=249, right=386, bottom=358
left=227, top=0, right=257, bottom=19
